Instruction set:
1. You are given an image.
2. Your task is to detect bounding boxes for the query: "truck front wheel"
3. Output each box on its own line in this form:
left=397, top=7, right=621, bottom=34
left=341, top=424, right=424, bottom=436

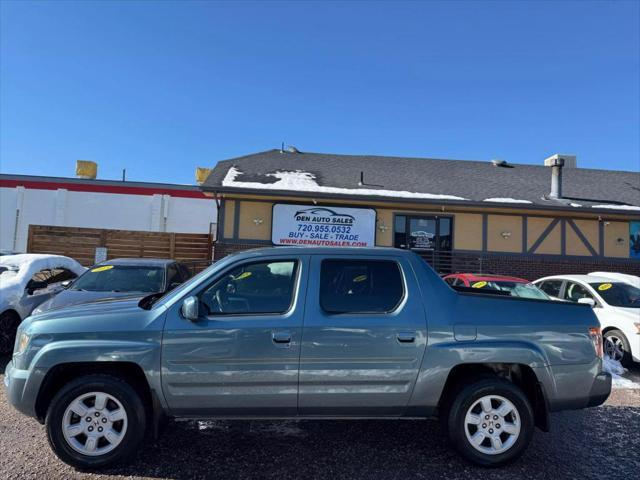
left=447, top=377, right=534, bottom=467
left=45, top=374, right=146, bottom=470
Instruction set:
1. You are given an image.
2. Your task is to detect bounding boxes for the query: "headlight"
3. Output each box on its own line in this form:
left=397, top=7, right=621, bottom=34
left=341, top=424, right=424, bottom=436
left=15, top=332, right=30, bottom=355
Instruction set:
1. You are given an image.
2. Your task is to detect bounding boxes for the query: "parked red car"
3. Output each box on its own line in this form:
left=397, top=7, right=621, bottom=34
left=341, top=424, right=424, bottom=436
left=443, top=273, right=550, bottom=300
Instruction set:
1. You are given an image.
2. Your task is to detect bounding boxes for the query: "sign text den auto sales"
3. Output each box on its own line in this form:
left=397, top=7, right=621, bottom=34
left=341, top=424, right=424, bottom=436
left=272, top=204, right=376, bottom=247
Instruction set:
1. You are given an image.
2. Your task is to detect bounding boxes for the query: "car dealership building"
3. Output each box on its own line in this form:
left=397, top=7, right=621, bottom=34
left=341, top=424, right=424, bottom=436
left=202, top=149, right=640, bottom=279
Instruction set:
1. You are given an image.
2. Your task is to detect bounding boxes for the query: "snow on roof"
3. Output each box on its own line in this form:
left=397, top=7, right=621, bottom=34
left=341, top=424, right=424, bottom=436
left=482, top=198, right=533, bottom=204
left=222, top=167, right=468, bottom=201
left=590, top=204, right=640, bottom=211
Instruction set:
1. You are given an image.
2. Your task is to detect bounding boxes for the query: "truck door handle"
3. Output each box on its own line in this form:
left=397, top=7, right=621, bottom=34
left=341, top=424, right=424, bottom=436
left=272, top=332, right=292, bottom=344
left=396, top=332, right=416, bottom=343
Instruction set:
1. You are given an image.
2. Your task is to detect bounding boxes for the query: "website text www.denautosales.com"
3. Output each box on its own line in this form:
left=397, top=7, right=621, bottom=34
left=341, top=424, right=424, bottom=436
left=278, top=238, right=368, bottom=247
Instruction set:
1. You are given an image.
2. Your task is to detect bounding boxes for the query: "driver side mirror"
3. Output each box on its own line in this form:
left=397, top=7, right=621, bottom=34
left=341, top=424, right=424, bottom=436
left=578, top=297, right=596, bottom=308
left=181, top=296, right=199, bottom=321
left=26, top=280, right=48, bottom=295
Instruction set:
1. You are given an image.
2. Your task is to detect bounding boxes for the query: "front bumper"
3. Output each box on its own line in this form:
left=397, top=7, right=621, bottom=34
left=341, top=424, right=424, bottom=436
left=4, top=359, right=37, bottom=417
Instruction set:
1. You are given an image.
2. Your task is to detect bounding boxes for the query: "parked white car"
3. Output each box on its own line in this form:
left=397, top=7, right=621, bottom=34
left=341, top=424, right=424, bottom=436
left=0, top=254, right=86, bottom=353
left=534, top=274, right=640, bottom=366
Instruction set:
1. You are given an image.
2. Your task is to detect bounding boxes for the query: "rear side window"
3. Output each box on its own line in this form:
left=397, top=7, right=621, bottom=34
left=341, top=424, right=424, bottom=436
left=538, top=280, right=563, bottom=298
left=320, top=260, right=404, bottom=314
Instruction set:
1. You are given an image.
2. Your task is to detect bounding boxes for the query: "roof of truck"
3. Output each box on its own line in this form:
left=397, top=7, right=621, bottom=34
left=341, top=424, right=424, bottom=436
left=228, top=246, right=416, bottom=257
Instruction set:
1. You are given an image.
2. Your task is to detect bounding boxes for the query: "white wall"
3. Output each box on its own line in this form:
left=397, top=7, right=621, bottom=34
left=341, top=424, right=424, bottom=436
left=0, top=186, right=217, bottom=252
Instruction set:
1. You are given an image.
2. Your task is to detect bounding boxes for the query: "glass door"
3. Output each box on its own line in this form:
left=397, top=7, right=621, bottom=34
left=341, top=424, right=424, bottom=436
left=408, top=217, right=437, bottom=250
left=393, top=215, right=453, bottom=272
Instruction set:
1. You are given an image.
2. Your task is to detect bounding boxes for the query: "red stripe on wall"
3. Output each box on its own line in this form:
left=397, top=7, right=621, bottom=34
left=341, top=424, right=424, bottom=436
left=0, top=179, right=210, bottom=199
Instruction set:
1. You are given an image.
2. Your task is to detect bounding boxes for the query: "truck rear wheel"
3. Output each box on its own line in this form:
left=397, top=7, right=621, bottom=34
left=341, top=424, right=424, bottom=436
left=447, top=377, right=534, bottom=467
left=45, top=374, right=146, bottom=470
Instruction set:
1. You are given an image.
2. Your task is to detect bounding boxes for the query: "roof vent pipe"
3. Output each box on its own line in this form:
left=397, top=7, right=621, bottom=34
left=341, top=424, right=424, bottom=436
left=544, top=154, right=570, bottom=199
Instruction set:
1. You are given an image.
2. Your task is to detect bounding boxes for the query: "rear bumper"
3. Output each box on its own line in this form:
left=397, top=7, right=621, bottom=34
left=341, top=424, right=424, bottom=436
left=538, top=359, right=612, bottom=412
left=587, top=371, right=612, bottom=408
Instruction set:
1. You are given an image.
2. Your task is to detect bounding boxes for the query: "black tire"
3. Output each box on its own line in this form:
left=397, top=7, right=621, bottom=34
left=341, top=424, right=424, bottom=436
left=604, top=329, right=633, bottom=368
left=0, top=310, right=21, bottom=355
left=447, top=377, right=534, bottom=467
left=45, top=374, right=146, bottom=470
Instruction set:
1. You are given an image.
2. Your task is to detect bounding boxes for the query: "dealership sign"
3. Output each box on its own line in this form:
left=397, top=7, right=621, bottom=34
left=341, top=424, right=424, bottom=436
left=272, top=204, right=376, bottom=247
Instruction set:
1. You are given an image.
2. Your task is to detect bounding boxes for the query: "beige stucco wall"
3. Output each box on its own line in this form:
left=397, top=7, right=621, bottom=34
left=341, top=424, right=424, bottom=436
left=487, top=215, right=522, bottom=253
left=566, top=226, right=591, bottom=256
left=453, top=213, right=483, bottom=251
left=573, top=220, right=599, bottom=253
left=527, top=217, right=561, bottom=254
left=604, top=221, right=629, bottom=258
left=566, top=219, right=599, bottom=256
left=218, top=194, right=636, bottom=260
left=375, top=209, right=393, bottom=246
left=223, top=200, right=236, bottom=239
left=238, top=201, right=272, bottom=240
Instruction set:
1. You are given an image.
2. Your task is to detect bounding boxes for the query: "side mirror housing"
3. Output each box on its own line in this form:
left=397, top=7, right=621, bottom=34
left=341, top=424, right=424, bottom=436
left=578, top=297, right=596, bottom=308
left=181, top=296, right=199, bottom=321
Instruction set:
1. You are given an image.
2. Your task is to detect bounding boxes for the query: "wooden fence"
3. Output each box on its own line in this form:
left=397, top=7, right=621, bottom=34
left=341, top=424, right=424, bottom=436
left=27, top=225, right=214, bottom=266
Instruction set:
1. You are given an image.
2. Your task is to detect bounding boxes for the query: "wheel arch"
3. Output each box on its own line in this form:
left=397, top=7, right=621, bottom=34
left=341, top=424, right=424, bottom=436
left=438, top=363, right=550, bottom=432
left=34, top=362, right=159, bottom=426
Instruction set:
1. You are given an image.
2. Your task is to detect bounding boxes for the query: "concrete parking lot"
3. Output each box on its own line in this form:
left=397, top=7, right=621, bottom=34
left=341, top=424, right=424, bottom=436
left=1, top=355, right=639, bottom=480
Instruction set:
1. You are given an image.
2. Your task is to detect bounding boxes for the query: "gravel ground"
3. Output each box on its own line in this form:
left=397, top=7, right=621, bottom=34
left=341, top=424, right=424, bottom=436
left=1, top=356, right=639, bottom=480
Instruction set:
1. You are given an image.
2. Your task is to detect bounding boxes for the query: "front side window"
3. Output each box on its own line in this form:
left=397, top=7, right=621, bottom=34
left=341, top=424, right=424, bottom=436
left=200, top=260, right=298, bottom=315
left=564, top=282, right=594, bottom=303
left=320, top=259, right=404, bottom=314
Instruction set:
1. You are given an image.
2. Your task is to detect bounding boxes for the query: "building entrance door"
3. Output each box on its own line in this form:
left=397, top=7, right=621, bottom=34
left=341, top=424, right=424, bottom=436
left=393, top=215, right=452, bottom=272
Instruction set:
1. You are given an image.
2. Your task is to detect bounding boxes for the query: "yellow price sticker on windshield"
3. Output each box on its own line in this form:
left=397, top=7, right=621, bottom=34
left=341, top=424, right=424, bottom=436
left=235, top=272, right=252, bottom=280
left=472, top=281, right=487, bottom=288
left=90, top=265, right=113, bottom=273
left=598, top=283, right=612, bottom=291
left=353, top=274, right=368, bottom=283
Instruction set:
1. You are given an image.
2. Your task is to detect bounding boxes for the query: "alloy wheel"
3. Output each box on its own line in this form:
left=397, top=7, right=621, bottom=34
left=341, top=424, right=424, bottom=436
left=604, top=335, right=625, bottom=362
left=464, top=395, right=521, bottom=455
left=61, top=391, right=128, bottom=456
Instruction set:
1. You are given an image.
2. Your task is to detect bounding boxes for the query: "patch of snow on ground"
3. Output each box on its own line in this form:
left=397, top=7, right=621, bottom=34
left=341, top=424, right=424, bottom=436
left=222, top=167, right=468, bottom=201
left=482, top=198, right=533, bottom=204
left=603, top=356, right=640, bottom=390
left=591, top=204, right=640, bottom=211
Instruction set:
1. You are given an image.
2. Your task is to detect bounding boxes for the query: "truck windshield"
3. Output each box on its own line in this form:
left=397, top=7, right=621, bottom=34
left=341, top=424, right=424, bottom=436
left=589, top=282, right=640, bottom=308
left=71, top=265, right=165, bottom=293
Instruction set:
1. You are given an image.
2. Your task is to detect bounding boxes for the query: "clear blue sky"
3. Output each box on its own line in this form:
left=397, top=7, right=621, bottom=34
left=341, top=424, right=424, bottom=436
left=1, top=0, right=638, bottom=184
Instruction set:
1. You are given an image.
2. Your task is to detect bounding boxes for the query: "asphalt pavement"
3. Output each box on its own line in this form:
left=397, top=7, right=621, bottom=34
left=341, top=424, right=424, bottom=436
left=1, top=355, right=639, bottom=480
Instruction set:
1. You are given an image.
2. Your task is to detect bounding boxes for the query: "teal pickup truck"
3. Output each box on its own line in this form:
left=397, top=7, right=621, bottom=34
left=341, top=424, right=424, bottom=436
left=5, top=247, right=611, bottom=469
